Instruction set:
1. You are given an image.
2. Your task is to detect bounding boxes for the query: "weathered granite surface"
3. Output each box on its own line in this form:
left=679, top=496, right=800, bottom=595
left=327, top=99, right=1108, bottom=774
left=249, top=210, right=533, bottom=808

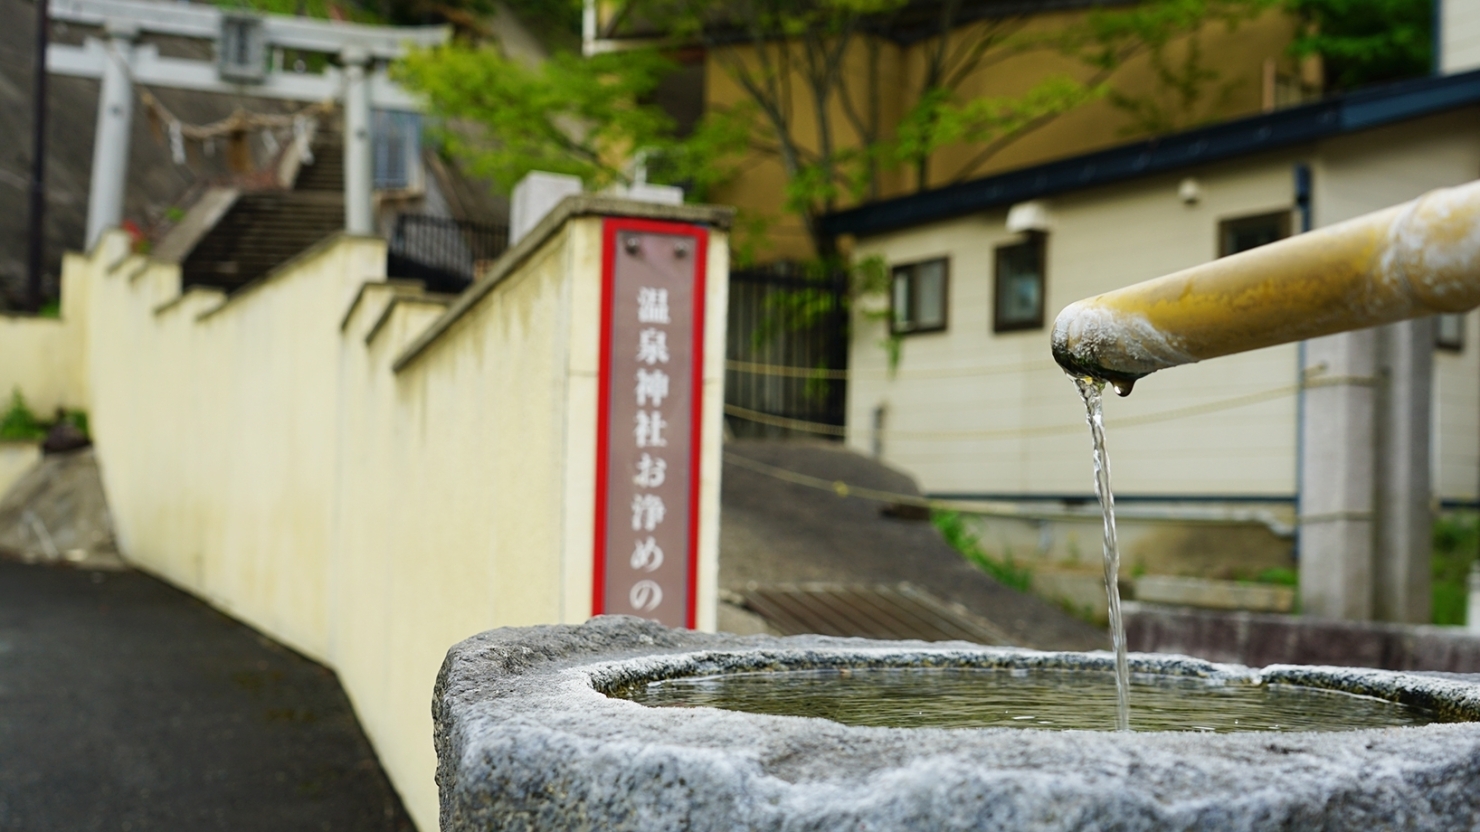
left=434, top=616, right=1480, bottom=831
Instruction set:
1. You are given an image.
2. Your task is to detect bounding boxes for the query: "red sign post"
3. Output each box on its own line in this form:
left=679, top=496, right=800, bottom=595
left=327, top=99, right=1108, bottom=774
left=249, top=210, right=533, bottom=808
left=593, top=218, right=707, bottom=628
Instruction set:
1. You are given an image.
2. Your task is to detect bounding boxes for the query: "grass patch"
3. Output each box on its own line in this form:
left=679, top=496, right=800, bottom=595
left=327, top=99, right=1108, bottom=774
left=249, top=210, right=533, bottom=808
left=1253, top=567, right=1298, bottom=587
left=0, top=388, right=90, bottom=443
left=0, top=389, right=44, bottom=441
left=931, top=510, right=1033, bottom=593
left=1433, top=512, right=1479, bottom=626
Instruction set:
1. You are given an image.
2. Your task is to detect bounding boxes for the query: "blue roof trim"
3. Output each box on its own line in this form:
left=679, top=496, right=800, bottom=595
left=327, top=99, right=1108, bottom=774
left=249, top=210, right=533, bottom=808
left=821, top=69, right=1480, bottom=238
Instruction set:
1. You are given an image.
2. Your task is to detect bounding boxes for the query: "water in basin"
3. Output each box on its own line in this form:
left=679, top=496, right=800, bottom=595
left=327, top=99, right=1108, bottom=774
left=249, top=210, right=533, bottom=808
left=616, top=666, right=1450, bottom=732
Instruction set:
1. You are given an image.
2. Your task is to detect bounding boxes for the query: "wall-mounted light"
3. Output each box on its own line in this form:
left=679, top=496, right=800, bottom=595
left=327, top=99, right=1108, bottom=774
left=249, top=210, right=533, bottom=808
left=1178, top=177, right=1202, bottom=205
left=1006, top=200, right=1053, bottom=234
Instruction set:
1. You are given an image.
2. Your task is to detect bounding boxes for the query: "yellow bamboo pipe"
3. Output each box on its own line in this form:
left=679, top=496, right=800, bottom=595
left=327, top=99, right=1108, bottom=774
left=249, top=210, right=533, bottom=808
left=1051, top=179, right=1480, bottom=395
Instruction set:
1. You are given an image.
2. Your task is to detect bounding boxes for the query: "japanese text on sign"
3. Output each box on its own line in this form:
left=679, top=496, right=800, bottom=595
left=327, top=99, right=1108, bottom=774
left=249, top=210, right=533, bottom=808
left=595, top=225, right=705, bottom=628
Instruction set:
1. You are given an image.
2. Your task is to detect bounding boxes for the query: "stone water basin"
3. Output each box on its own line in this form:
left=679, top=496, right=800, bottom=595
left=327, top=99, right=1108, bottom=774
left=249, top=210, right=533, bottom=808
left=434, top=616, right=1480, bottom=831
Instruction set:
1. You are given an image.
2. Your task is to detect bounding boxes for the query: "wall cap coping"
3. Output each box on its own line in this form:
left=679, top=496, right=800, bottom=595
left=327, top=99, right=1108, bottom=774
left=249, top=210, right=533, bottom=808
left=339, top=279, right=429, bottom=332
left=153, top=285, right=227, bottom=319
left=194, top=232, right=386, bottom=323
left=392, top=195, right=734, bottom=373
left=364, top=293, right=455, bottom=347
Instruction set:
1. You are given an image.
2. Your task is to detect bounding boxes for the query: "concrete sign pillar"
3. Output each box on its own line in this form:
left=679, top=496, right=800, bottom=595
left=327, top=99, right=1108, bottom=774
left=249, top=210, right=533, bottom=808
left=1374, top=318, right=1434, bottom=624
left=341, top=47, right=373, bottom=236
left=1300, top=329, right=1377, bottom=620
left=592, top=219, right=709, bottom=628
left=1300, top=319, right=1434, bottom=622
left=84, top=20, right=137, bottom=250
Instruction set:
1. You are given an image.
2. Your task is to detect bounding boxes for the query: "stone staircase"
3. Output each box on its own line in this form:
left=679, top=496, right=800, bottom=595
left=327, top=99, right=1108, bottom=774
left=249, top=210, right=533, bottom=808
left=179, top=132, right=346, bottom=293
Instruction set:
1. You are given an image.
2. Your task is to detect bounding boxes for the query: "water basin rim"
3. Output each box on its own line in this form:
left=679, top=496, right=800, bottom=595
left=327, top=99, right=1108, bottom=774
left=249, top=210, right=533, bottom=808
left=436, top=619, right=1480, bottom=830
left=581, top=645, right=1256, bottom=696
left=578, top=644, right=1480, bottom=723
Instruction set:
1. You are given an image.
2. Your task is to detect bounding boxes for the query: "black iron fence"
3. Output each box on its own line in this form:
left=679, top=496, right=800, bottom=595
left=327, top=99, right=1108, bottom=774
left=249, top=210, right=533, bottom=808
left=725, top=266, right=850, bottom=439
left=386, top=214, right=509, bottom=294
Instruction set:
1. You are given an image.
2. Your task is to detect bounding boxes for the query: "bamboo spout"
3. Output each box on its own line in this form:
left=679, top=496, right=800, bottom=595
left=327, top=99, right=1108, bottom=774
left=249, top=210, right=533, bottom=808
left=1051, top=179, right=1480, bottom=395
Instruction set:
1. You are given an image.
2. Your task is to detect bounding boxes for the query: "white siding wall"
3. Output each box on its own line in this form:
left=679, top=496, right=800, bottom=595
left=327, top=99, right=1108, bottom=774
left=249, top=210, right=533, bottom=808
left=850, top=155, right=1302, bottom=498
left=1444, top=0, right=1480, bottom=74
left=1435, top=313, right=1480, bottom=502
left=849, top=109, right=1480, bottom=505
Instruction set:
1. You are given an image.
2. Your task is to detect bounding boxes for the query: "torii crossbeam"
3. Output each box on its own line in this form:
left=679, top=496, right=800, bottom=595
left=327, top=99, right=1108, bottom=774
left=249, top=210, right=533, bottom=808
left=46, top=0, right=449, bottom=247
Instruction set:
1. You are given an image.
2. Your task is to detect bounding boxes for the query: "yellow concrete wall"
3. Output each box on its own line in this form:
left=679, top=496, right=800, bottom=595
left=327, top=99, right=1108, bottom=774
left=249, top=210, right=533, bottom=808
left=60, top=203, right=728, bottom=831
left=0, top=303, right=88, bottom=416
left=706, top=8, right=1299, bottom=262
left=847, top=110, right=1480, bottom=505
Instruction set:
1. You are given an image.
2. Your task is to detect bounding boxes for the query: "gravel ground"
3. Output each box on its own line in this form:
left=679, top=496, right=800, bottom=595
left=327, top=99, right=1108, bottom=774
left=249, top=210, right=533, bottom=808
left=0, top=559, right=414, bottom=832
left=720, top=439, right=1106, bottom=651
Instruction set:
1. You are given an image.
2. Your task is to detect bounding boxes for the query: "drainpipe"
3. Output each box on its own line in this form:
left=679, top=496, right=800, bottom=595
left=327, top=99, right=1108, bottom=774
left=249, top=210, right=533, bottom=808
left=1293, top=163, right=1312, bottom=565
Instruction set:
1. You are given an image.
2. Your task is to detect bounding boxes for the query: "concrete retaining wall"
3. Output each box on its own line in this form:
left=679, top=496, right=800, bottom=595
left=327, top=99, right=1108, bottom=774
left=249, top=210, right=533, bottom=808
left=0, top=309, right=88, bottom=417
left=0, top=196, right=730, bottom=831
left=1127, top=602, right=1480, bottom=672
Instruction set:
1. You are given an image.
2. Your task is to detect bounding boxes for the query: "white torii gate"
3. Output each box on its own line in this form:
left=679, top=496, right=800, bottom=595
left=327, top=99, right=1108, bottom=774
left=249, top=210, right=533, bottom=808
left=46, top=0, right=449, bottom=247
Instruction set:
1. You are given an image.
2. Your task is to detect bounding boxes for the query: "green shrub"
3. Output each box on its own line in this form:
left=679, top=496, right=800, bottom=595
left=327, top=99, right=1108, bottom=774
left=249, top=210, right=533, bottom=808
left=63, top=409, right=89, bottom=438
left=0, top=389, right=45, bottom=441
left=931, top=510, right=1033, bottom=593
left=1254, top=567, right=1298, bottom=587
left=1432, top=512, right=1478, bottom=626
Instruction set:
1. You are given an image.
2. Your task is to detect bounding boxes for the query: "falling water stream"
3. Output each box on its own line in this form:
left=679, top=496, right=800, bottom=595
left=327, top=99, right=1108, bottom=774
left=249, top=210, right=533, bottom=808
left=1074, top=376, right=1131, bottom=732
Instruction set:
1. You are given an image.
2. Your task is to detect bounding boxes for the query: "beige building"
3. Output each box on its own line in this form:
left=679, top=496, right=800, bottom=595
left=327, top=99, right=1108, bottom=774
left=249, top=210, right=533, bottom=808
left=589, top=0, right=1307, bottom=262
left=825, top=68, right=1480, bottom=587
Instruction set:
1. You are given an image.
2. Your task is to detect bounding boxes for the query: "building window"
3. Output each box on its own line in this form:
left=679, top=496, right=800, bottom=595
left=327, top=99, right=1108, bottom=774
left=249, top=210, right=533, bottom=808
left=1219, top=211, right=1290, bottom=257
left=891, top=259, right=948, bottom=334
left=994, top=234, right=1045, bottom=332
left=1436, top=313, right=1466, bottom=351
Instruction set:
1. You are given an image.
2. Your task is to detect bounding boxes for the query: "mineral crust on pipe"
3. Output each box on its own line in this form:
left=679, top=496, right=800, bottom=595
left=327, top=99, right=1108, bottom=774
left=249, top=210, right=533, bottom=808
left=1052, top=179, right=1480, bottom=390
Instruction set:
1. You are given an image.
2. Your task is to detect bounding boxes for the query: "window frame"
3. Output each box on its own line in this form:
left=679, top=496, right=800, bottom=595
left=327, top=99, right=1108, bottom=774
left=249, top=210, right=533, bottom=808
left=992, top=232, right=1047, bottom=334
left=1218, top=210, right=1291, bottom=258
left=889, top=257, right=950, bottom=336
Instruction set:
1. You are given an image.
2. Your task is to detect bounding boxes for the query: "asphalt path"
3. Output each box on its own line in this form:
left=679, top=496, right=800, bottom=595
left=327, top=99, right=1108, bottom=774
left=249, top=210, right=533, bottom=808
left=720, top=439, right=1107, bottom=651
left=0, top=560, right=413, bottom=832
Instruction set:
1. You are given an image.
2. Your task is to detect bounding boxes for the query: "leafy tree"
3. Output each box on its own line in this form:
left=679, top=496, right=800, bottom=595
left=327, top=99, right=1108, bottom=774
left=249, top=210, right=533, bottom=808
left=1286, top=0, right=1432, bottom=90
left=399, top=0, right=1277, bottom=261
left=394, top=46, right=748, bottom=196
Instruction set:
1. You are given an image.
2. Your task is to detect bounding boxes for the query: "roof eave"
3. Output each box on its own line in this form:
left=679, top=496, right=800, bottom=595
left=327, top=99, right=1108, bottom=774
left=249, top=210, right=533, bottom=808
left=822, top=69, right=1480, bottom=239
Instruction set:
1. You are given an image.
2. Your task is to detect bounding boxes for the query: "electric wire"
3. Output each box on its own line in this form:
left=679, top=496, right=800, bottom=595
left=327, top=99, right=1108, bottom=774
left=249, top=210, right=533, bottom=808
left=726, top=383, right=1301, bottom=440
